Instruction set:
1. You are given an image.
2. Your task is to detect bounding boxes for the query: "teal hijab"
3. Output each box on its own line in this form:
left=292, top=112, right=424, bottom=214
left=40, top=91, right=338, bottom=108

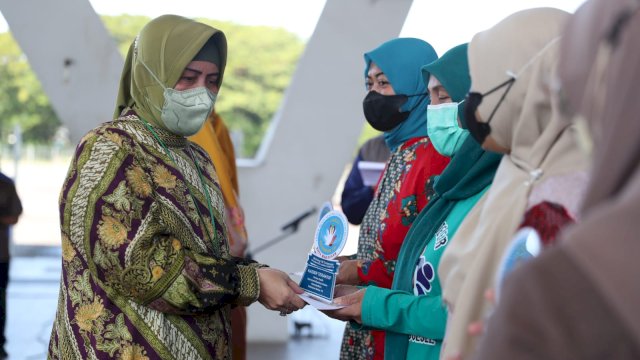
left=384, top=44, right=503, bottom=360
left=364, top=38, right=437, bottom=152
left=421, top=43, right=470, bottom=124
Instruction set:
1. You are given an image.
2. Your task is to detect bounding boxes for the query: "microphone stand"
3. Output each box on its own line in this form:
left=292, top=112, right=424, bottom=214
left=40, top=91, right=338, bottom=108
left=245, top=207, right=316, bottom=261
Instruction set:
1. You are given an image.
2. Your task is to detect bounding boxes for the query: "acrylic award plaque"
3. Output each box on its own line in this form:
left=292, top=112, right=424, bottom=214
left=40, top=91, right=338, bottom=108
left=298, top=211, right=348, bottom=307
left=318, top=201, right=333, bottom=223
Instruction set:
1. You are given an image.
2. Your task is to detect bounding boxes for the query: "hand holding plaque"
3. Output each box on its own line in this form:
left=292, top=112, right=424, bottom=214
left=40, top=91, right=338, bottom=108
left=297, top=210, right=349, bottom=310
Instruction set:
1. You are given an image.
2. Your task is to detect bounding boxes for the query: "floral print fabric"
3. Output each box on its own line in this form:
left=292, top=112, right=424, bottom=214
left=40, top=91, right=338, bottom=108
left=340, top=137, right=449, bottom=360
left=48, top=111, right=261, bottom=360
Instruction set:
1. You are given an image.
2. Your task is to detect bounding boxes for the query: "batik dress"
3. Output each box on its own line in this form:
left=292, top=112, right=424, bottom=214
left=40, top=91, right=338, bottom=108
left=340, top=137, right=449, bottom=360
left=48, top=111, right=262, bottom=360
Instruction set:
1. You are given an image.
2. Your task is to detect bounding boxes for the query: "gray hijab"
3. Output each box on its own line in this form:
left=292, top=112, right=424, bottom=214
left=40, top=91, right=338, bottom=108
left=559, top=0, right=640, bottom=345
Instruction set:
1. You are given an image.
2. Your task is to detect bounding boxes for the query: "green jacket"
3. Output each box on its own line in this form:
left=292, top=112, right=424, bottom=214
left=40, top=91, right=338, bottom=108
left=361, top=187, right=488, bottom=360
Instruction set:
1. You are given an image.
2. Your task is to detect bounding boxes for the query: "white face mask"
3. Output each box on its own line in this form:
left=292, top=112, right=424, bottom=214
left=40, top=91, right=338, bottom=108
left=160, top=86, right=216, bottom=136
left=427, top=102, right=469, bottom=157
left=140, top=59, right=216, bottom=136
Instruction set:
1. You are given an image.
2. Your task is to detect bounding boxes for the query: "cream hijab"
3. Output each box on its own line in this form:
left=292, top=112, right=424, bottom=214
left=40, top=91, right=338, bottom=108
left=438, top=8, right=590, bottom=358
left=559, top=0, right=640, bottom=345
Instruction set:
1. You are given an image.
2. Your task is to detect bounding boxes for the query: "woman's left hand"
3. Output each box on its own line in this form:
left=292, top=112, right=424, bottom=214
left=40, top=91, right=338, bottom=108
left=333, top=284, right=360, bottom=298
left=336, top=259, right=361, bottom=285
left=322, top=288, right=366, bottom=323
left=443, top=289, right=495, bottom=360
left=466, top=288, right=496, bottom=336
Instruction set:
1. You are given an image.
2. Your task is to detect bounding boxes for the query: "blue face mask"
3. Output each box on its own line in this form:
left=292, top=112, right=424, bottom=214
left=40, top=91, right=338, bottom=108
left=427, top=102, right=469, bottom=157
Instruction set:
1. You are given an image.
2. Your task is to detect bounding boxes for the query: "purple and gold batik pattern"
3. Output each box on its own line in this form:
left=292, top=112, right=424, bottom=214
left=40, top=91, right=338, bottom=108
left=48, top=111, right=261, bottom=360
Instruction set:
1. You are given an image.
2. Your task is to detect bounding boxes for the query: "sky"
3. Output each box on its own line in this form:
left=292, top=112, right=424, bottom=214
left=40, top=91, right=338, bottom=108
left=1, top=0, right=587, bottom=55
left=402, top=0, right=587, bottom=54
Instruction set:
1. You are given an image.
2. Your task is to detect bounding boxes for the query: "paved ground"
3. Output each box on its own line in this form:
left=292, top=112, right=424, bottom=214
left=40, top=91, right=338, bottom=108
left=4, top=251, right=345, bottom=360
left=5, top=253, right=60, bottom=359
left=1, top=159, right=349, bottom=359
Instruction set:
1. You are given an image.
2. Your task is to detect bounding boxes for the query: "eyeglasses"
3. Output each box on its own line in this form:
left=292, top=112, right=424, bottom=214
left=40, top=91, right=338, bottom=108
left=464, top=76, right=516, bottom=144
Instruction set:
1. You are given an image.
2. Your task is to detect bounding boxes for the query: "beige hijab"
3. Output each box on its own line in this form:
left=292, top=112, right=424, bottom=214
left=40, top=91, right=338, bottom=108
left=438, top=8, right=591, bottom=358
left=559, top=0, right=640, bottom=345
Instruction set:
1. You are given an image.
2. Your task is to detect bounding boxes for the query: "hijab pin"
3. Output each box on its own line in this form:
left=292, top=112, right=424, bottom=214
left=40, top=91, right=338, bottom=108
left=133, top=35, right=140, bottom=58
left=524, top=169, right=543, bottom=187
left=530, top=168, right=543, bottom=182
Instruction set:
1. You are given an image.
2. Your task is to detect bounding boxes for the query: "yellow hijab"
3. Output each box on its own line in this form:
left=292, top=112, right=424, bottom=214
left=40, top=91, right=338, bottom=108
left=190, top=112, right=239, bottom=202
left=113, top=14, right=227, bottom=128
left=190, top=112, right=248, bottom=255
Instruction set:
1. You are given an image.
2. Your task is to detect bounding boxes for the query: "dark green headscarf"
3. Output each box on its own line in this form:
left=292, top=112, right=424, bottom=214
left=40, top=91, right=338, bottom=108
left=421, top=43, right=471, bottom=127
left=114, top=15, right=227, bottom=129
left=384, top=44, right=503, bottom=360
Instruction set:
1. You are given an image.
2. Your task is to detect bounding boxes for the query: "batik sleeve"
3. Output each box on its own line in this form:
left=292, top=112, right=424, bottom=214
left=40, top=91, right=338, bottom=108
left=66, top=130, right=260, bottom=315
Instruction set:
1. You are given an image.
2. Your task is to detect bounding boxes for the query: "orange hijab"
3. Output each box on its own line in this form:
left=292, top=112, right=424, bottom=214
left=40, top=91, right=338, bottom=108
left=190, top=111, right=248, bottom=255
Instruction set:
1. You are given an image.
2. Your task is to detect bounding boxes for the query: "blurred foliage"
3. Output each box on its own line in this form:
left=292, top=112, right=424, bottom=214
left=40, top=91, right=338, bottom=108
left=358, top=123, right=382, bottom=148
left=0, top=32, right=60, bottom=145
left=0, top=15, right=304, bottom=157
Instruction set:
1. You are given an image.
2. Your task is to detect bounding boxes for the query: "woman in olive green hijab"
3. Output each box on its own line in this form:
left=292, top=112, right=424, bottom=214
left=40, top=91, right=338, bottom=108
left=49, top=15, right=304, bottom=360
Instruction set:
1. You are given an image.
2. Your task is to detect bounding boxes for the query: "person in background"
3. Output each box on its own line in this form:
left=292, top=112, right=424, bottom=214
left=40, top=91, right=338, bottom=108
left=438, top=8, right=590, bottom=359
left=0, top=171, right=22, bottom=359
left=336, top=38, right=449, bottom=360
left=189, top=109, right=248, bottom=360
left=48, top=15, right=304, bottom=360
left=341, top=134, right=390, bottom=225
left=190, top=110, right=249, bottom=360
left=325, top=43, right=501, bottom=360
left=474, top=0, right=640, bottom=357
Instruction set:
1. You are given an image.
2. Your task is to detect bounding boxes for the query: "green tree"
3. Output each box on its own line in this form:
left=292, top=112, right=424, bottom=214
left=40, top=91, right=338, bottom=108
left=197, top=20, right=304, bottom=157
left=0, top=15, right=304, bottom=158
left=100, top=15, right=305, bottom=158
left=0, top=32, right=61, bottom=145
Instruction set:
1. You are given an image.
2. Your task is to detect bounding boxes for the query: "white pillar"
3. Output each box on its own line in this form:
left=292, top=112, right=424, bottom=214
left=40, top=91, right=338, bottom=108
left=238, top=0, right=414, bottom=342
left=1, top=0, right=414, bottom=343
left=0, top=0, right=123, bottom=142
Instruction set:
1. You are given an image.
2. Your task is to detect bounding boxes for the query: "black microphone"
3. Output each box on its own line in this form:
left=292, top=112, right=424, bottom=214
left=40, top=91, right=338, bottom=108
left=281, top=207, right=317, bottom=232
left=245, top=206, right=318, bottom=260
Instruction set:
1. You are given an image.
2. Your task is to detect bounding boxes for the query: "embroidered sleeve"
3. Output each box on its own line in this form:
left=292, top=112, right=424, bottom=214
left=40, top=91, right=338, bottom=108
left=69, top=129, right=260, bottom=314
left=357, top=258, right=394, bottom=288
left=356, top=142, right=449, bottom=288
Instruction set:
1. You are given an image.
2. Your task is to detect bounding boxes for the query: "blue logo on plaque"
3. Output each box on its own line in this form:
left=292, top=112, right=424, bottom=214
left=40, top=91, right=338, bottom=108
left=314, top=211, right=348, bottom=260
left=318, top=201, right=333, bottom=223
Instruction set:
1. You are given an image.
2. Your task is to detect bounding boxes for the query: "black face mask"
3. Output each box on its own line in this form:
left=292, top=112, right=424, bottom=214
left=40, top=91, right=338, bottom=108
left=362, top=91, right=412, bottom=132
left=464, top=77, right=515, bottom=144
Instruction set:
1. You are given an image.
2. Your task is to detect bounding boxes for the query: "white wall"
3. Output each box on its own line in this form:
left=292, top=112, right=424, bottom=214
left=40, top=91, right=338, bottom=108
left=0, top=0, right=123, bottom=143
left=238, top=0, right=414, bottom=342
left=0, top=0, right=414, bottom=342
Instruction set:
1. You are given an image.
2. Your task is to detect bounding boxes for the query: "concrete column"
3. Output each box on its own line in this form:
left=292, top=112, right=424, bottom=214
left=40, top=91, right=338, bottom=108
left=0, top=0, right=123, bottom=142
left=1, top=0, right=414, bottom=343
left=238, top=0, right=413, bottom=342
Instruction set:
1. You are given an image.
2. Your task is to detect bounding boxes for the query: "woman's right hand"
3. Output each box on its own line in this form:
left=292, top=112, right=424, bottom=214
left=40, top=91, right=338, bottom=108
left=322, top=288, right=366, bottom=324
left=257, top=268, right=306, bottom=314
